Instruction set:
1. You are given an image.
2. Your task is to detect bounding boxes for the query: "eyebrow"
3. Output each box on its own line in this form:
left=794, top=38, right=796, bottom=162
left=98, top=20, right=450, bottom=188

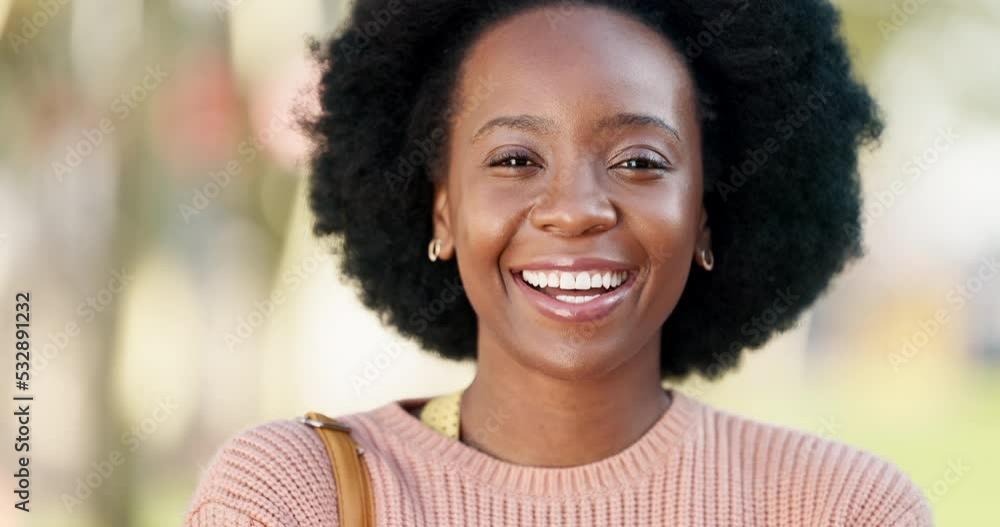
left=471, top=114, right=558, bottom=144
left=470, top=112, right=681, bottom=144
left=596, top=112, right=682, bottom=142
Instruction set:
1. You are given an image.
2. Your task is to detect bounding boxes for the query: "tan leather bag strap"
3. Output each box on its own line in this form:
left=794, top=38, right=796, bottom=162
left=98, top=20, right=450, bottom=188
left=300, top=412, right=375, bottom=527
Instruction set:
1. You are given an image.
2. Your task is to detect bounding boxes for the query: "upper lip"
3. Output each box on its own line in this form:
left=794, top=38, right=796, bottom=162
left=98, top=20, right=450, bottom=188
left=509, top=256, right=637, bottom=273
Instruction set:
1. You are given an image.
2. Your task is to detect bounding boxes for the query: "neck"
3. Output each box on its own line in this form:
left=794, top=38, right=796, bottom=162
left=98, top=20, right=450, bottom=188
left=459, top=334, right=671, bottom=467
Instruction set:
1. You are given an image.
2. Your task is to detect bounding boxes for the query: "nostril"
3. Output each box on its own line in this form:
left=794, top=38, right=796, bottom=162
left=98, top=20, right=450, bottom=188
left=528, top=177, right=617, bottom=236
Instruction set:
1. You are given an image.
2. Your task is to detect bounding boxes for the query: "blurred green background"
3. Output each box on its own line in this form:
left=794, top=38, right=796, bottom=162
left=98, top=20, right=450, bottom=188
left=1, top=0, right=998, bottom=525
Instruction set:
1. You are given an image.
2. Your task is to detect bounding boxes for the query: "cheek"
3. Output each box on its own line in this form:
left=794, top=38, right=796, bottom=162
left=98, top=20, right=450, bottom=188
left=452, top=183, right=528, bottom=302
left=456, top=185, right=520, bottom=249
left=625, top=183, right=698, bottom=259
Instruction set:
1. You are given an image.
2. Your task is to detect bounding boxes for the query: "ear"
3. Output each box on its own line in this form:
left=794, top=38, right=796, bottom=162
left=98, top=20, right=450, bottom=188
left=692, top=204, right=712, bottom=267
left=432, top=183, right=456, bottom=261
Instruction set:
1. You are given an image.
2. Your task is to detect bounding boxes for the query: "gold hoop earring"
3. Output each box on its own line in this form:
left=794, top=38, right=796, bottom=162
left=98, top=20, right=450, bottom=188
left=428, top=238, right=442, bottom=262
left=701, top=248, right=714, bottom=271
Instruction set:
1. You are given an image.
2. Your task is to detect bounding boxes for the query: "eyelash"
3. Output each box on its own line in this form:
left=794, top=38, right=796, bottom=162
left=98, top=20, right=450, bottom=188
left=486, top=150, right=671, bottom=171
left=487, top=150, right=538, bottom=168
left=614, top=152, right=671, bottom=171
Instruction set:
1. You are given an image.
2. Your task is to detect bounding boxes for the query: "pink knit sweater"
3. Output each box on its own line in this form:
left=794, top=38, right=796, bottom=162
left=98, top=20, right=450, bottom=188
left=184, top=390, right=933, bottom=526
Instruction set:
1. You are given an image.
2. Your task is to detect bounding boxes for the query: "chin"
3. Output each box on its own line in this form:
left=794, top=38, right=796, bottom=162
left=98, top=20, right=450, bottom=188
left=511, top=329, right=644, bottom=382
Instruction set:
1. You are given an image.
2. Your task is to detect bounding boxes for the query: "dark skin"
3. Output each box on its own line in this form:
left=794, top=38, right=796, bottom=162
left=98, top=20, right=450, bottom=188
left=428, top=6, right=712, bottom=467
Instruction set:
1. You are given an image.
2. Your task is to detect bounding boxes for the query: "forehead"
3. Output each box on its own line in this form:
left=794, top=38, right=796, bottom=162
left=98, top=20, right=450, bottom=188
left=453, top=6, right=698, bottom=133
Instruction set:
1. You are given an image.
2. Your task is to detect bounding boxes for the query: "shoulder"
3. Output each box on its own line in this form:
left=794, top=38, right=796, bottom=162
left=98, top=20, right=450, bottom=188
left=696, top=401, right=933, bottom=526
left=184, top=419, right=338, bottom=527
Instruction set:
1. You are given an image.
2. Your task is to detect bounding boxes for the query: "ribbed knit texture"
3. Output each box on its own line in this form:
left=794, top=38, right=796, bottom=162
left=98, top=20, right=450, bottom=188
left=184, top=390, right=933, bottom=526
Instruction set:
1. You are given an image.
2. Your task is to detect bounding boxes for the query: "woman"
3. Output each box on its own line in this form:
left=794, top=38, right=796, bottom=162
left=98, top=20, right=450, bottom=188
left=185, top=0, right=932, bottom=525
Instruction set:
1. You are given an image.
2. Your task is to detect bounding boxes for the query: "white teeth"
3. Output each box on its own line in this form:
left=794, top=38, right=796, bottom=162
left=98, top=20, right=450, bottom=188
left=554, top=294, right=600, bottom=304
left=521, top=270, right=630, bottom=291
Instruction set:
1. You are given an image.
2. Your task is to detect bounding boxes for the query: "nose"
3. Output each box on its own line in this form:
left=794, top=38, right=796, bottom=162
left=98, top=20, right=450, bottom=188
left=529, top=162, right=618, bottom=237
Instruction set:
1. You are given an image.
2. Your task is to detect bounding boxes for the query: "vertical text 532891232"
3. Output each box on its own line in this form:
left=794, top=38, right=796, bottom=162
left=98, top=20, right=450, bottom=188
left=13, top=292, right=33, bottom=512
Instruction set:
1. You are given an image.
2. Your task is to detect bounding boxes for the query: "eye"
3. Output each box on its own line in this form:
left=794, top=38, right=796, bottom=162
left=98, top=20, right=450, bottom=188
left=612, top=152, right=671, bottom=171
left=487, top=149, right=539, bottom=169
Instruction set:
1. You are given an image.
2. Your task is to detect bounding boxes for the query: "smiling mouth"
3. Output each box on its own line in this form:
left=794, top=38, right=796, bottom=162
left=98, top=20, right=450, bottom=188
left=516, top=269, right=631, bottom=304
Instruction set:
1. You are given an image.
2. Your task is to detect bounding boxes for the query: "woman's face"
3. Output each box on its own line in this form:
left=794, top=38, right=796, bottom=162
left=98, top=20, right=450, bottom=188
left=433, top=6, right=710, bottom=380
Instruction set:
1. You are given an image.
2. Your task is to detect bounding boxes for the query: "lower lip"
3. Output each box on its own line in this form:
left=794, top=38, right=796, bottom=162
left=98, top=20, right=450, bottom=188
left=512, top=272, right=637, bottom=323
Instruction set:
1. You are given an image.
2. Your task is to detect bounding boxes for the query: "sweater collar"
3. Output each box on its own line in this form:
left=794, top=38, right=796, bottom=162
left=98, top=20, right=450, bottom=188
left=368, top=388, right=702, bottom=497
